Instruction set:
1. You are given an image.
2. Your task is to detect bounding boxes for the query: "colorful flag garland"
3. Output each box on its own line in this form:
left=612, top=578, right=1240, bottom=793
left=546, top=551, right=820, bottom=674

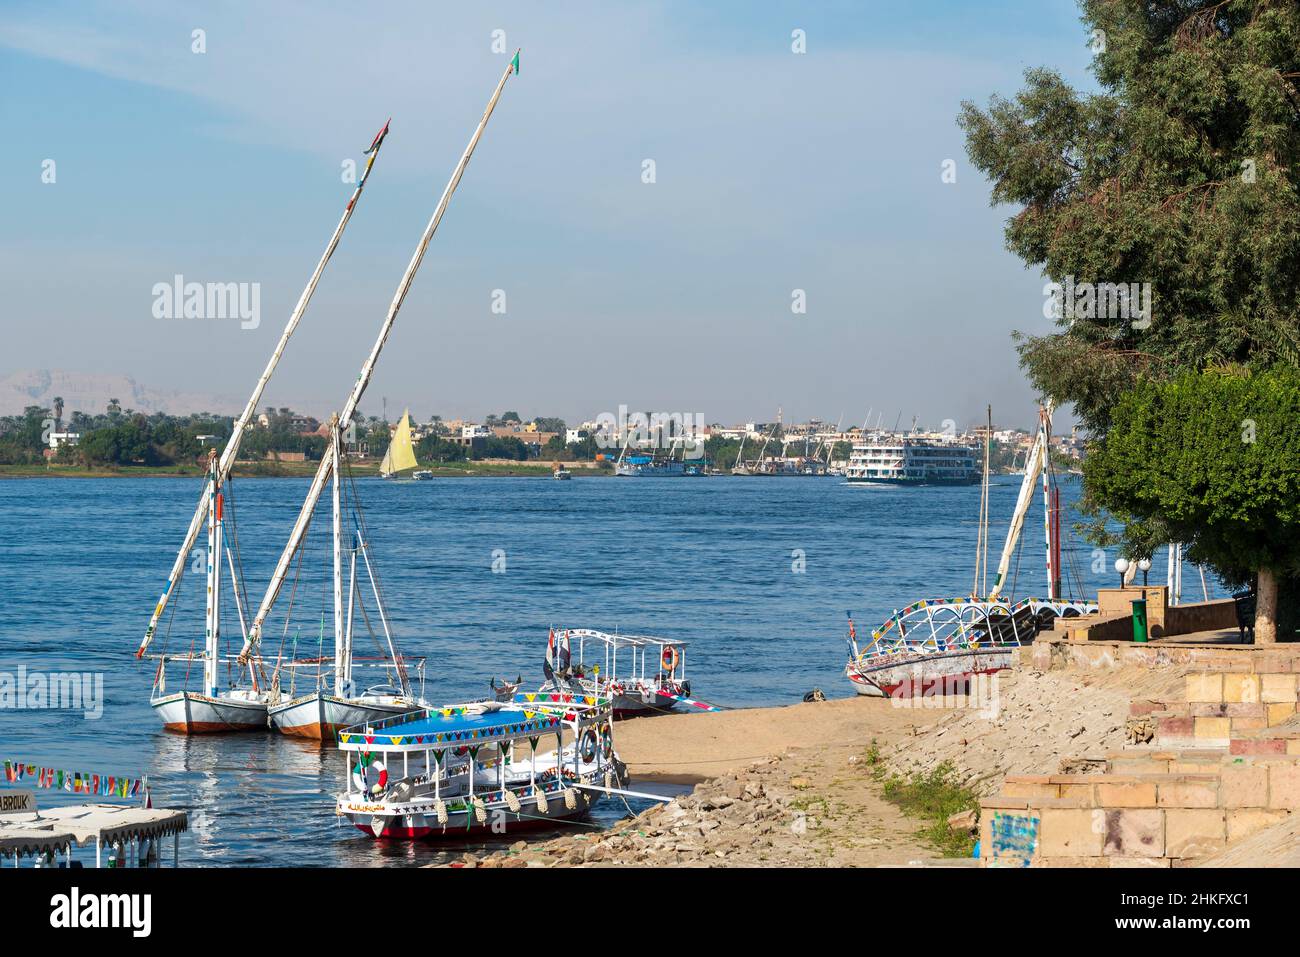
left=3, top=760, right=144, bottom=798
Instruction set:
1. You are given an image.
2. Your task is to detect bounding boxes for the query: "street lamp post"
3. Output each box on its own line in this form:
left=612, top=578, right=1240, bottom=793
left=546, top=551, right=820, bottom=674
left=1114, top=557, right=1130, bottom=591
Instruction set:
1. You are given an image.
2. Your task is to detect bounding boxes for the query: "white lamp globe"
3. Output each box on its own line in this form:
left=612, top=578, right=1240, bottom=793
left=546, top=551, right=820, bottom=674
left=1137, top=558, right=1152, bottom=572
left=1115, top=558, right=1130, bottom=574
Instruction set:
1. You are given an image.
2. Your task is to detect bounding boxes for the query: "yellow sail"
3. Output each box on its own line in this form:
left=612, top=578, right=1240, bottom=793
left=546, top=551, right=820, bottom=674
left=380, top=410, right=419, bottom=476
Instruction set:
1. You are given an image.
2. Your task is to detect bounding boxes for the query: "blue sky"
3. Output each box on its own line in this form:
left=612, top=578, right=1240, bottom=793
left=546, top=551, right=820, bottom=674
left=0, top=0, right=1098, bottom=429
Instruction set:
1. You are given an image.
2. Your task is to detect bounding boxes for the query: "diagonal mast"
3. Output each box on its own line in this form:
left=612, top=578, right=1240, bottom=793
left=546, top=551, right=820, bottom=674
left=138, top=119, right=392, bottom=658
left=987, top=402, right=1053, bottom=601
left=238, top=52, right=521, bottom=663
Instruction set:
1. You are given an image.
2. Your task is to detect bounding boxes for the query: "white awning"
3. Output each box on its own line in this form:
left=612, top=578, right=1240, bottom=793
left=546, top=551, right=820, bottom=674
left=0, top=826, right=77, bottom=856
left=1, top=805, right=188, bottom=846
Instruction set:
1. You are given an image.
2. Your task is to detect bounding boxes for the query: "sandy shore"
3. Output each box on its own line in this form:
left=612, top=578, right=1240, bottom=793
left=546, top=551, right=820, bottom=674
left=442, top=665, right=1195, bottom=868
left=613, top=695, right=928, bottom=783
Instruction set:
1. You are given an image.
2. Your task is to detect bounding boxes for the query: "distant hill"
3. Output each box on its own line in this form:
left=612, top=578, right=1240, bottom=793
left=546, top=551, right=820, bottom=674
left=0, top=369, right=243, bottom=417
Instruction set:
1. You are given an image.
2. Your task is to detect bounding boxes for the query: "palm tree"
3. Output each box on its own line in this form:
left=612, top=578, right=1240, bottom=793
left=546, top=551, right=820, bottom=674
left=107, top=398, right=121, bottom=416
left=52, top=396, right=64, bottom=432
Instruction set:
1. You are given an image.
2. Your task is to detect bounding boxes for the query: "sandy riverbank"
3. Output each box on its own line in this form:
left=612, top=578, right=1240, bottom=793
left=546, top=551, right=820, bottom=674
left=444, top=665, right=1190, bottom=868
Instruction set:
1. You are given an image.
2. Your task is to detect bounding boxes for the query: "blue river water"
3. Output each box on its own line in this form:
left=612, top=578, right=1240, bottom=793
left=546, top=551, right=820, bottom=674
left=0, top=473, right=1221, bottom=865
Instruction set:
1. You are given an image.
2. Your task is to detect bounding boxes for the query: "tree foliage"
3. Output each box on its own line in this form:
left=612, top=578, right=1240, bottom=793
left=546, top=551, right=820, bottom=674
left=1085, top=366, right=1300, bottom=576
left=960, top=0, right=1300, bottom=432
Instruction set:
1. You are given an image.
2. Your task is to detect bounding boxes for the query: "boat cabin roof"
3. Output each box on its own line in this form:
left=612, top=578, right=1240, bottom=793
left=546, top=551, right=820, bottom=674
left=0, top=805, right=188, bottom=847
left=338, top=697, right=609, bottom=753
left=564, top=628, right=686, bottom=651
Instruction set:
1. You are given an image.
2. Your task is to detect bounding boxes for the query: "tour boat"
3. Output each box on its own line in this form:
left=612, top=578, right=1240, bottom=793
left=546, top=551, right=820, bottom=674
left=552, top=463, right=572, bottom=480
left=845, top=405, right=1097, bottom=696
left=844, top=436, right=981, bottom=485
left=137, top=119, right=394, bottom=733
left=336, top=695, right=623, bottom=839
left=538, top=628, right=707, bottom=718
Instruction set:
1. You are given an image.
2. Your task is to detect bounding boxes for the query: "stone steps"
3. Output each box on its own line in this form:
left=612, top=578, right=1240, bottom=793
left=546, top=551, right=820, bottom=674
left=978, top=668, right=1300, bottom=867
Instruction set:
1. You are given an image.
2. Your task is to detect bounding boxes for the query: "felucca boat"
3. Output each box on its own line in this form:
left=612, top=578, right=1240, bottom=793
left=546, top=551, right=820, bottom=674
left=844, top=404, right=1098, bottom=697
left=237, top=51, right=522, bottom=737
left=139, top=119, right=393, bottom=733
left=379, top=410, right=422, bottom=479
left=265, top=416, right=430, bottom=739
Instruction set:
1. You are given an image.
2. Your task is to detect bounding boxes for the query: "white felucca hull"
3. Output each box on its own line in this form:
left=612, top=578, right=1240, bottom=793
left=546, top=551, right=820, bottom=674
left=151, top=690, right=269, bottom=733
left=268, top=692, right=419, bottom=741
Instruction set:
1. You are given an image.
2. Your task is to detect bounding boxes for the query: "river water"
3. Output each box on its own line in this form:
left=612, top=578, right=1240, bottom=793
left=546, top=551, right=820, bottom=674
left=0, top=473, right=1218, bottom=865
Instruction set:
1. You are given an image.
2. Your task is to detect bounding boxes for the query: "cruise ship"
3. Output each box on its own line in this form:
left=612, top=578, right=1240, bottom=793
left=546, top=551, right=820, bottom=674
left=844, top=436, right=980, bottom=485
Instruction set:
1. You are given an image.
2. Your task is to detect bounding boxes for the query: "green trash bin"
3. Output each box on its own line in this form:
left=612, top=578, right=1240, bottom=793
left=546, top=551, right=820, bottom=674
left=1131, top=598, right=1148, bottom=643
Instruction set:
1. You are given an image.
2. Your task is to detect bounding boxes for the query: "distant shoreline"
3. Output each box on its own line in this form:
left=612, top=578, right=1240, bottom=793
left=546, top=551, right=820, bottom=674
left=0, top=462, right=610, bottom=480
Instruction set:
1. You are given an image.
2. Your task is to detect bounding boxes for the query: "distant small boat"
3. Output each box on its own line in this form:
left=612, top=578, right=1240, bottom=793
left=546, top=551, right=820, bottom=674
left=412, top=470, right=433, bottom=480
left=552, top=463, right=572, bottom=480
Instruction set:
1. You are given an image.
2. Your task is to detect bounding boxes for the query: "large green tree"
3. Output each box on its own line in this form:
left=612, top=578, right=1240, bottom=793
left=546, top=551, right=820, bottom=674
left=1085, top=367, right=1300, bottom=641
left=960, top=0, right=1300, bottom=432
left=961, top=0, right=1300, bottom=631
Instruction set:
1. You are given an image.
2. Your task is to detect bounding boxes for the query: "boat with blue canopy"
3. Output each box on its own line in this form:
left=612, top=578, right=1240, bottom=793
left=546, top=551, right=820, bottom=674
left=336, top=694, right=624, bottom=839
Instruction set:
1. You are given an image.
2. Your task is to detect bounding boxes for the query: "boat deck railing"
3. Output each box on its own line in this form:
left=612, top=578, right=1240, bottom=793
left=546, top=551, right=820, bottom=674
left=853, top=596, right=1098, bottom=664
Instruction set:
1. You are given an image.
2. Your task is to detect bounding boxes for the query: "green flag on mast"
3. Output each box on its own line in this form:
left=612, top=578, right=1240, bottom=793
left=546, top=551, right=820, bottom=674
left=510, top=50, right=520, bottom=75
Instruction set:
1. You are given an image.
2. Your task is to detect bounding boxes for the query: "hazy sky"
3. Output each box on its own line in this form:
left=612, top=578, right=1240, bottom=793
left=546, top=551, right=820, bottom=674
left=1, top=0, right=1098, bottom=431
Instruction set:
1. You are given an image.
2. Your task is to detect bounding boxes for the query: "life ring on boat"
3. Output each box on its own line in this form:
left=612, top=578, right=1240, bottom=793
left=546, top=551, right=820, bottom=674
left=579, top=729, right=599, bottom=764
left=357, top=758, right=388, bottom=796
left=599, top=724, right=614, bottom=759
left=661, top=646, right=679, bottom=673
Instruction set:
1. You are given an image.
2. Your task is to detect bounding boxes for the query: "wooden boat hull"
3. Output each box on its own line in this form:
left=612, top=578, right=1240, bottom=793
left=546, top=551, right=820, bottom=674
left=846, top=648, right=1017, bottom=698
left=151, top=691, right=269, bottom=733
left=338, top=785, right=600, bottom=840
left=611, top=690, right=679, bottom=718
left=269, top=692, right=419, bottom=740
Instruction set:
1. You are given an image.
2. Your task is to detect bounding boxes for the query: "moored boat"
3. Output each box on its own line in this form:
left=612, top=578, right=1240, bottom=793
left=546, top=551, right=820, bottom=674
left=233, top=53, right=521, bottom=729
left=335, top=695, right=623, bottom=839
left=262, top=416, right=431, bottom=739
left=151, top=687, right=268, bottom=734
left=137, top=118, right=394, bottom=734
left=538, top=628, right=715, bottom=718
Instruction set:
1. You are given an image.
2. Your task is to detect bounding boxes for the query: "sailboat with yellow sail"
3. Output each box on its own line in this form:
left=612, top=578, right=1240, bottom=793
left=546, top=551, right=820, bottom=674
left=379, top=410, right=430, bottom=479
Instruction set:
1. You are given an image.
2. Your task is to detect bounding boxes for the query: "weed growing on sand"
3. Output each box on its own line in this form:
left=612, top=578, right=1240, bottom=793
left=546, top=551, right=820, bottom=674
left=875, top=760, right=977, bottom=857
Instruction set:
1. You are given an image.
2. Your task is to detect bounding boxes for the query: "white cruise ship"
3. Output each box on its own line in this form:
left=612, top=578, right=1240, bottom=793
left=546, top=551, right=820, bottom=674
left=845, top=436, right=980, bottom=486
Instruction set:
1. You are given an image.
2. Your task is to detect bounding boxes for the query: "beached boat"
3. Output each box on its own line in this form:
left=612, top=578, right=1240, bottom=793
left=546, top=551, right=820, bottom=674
left=845, top=405, right=1098, bottom=696
left=138, top=119, right=394, bottom=733
left=537, top=628, right=711, bottom=718
left=335, top=695, right=624, bottom=839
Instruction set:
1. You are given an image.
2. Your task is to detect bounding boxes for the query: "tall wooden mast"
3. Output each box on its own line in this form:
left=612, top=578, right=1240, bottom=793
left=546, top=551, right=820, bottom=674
left=238, top=53, right=521, bottom=663
left=138, top=119, right=392, bottom=658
